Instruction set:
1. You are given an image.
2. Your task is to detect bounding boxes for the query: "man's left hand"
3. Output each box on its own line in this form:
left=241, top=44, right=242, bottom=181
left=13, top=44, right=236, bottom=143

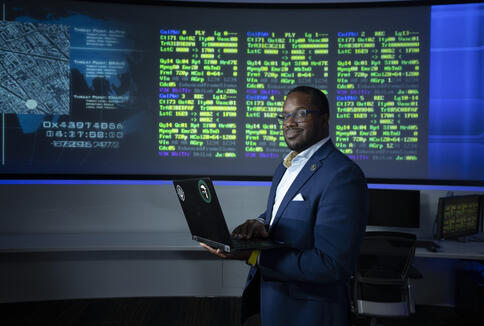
left=199, top=242, right=252, bottom=260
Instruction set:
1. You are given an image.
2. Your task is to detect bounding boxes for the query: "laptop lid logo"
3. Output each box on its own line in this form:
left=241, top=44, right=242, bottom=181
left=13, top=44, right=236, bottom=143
left=198, top=180, right=211, bottom=203
left=176, top=185, right=185, bottom=201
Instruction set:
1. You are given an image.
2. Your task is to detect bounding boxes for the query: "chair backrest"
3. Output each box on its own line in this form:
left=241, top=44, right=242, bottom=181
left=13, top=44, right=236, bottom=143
left=356, top=231, right=416, bottom=283
left=352, top=231, right=417, bottom=318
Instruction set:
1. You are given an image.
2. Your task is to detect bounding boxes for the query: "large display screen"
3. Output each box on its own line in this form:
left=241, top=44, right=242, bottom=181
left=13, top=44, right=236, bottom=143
left=0, top=1, right=482, bottom=183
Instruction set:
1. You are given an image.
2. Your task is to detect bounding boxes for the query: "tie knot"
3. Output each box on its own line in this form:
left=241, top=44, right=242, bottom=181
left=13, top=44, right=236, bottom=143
left=283, top=151, right=298, bottom=168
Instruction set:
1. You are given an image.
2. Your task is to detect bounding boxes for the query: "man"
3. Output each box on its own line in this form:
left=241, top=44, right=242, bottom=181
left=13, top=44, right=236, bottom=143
left=201, top=86, right=368, bottom=326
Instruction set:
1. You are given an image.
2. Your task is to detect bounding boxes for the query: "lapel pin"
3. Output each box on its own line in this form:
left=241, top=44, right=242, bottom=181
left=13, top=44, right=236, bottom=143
left=310, top=164, right=317, bottom=171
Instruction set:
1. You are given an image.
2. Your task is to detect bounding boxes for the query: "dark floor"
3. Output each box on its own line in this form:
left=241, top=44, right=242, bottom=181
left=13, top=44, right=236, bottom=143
left=1, top=297, right=482, bottom=326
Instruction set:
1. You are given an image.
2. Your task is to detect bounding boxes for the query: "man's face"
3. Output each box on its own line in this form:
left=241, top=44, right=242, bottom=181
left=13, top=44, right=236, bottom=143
left=282, top=91, right=329, bottom=153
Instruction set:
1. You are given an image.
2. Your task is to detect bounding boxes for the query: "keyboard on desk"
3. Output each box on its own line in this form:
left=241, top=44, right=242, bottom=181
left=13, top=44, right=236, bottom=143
left=466, top=233, right=484, bottom=242
left=414, top=240, right=441, bottom=249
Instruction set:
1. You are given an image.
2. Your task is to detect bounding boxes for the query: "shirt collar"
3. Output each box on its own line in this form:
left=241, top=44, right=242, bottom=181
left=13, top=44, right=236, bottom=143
left=283, top=136, right=330, bottom=168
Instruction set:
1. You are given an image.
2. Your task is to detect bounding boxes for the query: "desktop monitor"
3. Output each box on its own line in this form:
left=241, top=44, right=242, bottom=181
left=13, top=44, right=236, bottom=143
left=436, top=195, right=483, bottom=240
left=367, top=189, right=420, bottom=228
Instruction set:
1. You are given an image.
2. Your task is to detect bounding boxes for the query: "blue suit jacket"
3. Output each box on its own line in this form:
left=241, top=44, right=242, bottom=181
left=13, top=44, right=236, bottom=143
left=241, top=140, right=368, bottom=326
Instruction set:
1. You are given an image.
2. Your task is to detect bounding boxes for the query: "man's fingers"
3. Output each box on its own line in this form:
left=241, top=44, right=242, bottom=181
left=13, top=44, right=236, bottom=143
left=232, top=221, right=249, bottom=238
left=232, top=219, right=269, bottom=239
left=249, top=221, right=269, bottom=239
left=232, top=224, right=242, bottom=235
left=199, top=242, right=216, bottom=253
left=246, top=223, right=257, bottom=239
left=232, top=222, right=246, bottom=237
left=199, top=242, right=229, bottom=258
left=239, top=223, right=249, bottom=238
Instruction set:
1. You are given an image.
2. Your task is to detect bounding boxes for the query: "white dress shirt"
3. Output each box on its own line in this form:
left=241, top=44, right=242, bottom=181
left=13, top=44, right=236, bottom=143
left=269, top=136, right=330, bottom=226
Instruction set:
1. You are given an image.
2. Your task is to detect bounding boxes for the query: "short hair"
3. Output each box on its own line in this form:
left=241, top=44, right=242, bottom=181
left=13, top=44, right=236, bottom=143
left=287, top=86, right=329, bottom=115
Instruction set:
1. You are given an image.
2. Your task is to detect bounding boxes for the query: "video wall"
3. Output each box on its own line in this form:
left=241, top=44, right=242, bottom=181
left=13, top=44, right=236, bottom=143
left=0, top=1, right=482, bottom=183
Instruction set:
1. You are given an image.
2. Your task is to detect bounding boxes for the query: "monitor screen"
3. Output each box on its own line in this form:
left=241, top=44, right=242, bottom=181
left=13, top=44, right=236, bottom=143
left=437, top=195, right=483, bottom=239
left=367, top=189, right=420, bottom=228
left=0, top=1, right=483, bottom=183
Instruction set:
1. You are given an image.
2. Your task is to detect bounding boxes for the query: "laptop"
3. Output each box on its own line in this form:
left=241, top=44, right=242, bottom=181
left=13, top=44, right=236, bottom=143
left=173, top=178, right=285, bottom=253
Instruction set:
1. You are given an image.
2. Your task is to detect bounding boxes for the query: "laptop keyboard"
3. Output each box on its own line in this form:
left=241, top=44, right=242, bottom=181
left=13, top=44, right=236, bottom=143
left=231, top=238, right=274, bottom=250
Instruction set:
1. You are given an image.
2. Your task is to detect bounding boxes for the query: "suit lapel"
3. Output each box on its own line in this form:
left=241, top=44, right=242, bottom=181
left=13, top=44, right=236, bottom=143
left=265, top=163, right=286, bottom=224
left=270, top=140, right=335, bottom=230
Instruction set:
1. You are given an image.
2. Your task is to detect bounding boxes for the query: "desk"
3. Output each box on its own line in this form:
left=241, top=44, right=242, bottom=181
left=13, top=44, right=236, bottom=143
left=0, top=232, right=200, bottom=253
left=2, top=232, right=484, bottom=260
left=411, top=240, right=484, bottom=308
left=415, top=240, right=484, bottom=260
left=0, top=232, right=248, bottom=303
left=1, top=232, right=484, bottom=259
left=1, top=233, right=483, bottom=304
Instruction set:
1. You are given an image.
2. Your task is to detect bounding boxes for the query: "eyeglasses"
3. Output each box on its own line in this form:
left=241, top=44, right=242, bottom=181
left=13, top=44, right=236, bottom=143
left=277, top=109, right=322, bottom=124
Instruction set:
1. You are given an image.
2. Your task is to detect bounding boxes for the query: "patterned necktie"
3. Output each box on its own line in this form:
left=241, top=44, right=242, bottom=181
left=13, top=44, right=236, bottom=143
left=283, top=151, right=298, bottom=168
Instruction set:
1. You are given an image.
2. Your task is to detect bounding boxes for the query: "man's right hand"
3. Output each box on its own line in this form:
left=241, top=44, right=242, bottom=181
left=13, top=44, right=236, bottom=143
left=232, top=219, right=269, bottom=240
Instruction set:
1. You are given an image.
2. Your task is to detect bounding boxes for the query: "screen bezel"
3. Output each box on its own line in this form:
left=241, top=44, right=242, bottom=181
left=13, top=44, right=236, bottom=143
left=437, top=195, right=483, bottom=239
left=367, top=188, right=420, bottom=227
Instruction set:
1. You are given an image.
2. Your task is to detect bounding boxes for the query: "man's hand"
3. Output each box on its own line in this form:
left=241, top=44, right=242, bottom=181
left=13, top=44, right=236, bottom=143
left=232, top=219, right=269, bottom=240
left=199, top=242, right=252, bottom=260
left=199, top=219, right=268, bottom=260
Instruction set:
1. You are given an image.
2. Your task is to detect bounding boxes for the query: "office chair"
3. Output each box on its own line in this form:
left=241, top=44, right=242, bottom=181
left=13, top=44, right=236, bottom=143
left=352, top=231, right=417, bottom=326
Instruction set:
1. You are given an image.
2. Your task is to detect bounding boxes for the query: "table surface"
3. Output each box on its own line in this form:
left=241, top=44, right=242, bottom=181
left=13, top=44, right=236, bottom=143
left=415, top=238, right=484, bottom=260
left=1, top=232, right=484, bottom=260
left=0, top=232, right=199, bottom=253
